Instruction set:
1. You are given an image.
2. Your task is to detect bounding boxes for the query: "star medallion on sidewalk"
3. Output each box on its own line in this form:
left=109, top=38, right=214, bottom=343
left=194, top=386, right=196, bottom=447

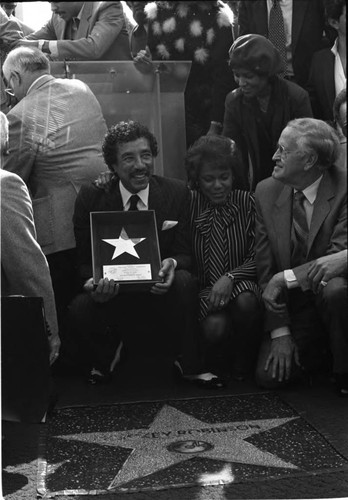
left=58, top=404, right=299, bottom=489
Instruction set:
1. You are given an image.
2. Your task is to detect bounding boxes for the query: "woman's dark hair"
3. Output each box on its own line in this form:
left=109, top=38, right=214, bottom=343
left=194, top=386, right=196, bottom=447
left=102, top=120, right=158, bottom=170
left=185, top=135, right=240, bottom=189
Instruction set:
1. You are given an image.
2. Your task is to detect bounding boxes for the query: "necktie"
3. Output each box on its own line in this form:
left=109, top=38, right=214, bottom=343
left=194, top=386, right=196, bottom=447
left=268, top=0, right=287, bottom=77
left=291, top=191, right=308, bottom=266
left=128, top=194, right=139, bottom=211
left=71, top=18, right=80, bottom=40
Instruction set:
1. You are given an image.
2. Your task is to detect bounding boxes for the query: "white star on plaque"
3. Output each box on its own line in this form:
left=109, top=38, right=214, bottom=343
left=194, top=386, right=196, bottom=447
left=102, top=227, right=146, bottom=259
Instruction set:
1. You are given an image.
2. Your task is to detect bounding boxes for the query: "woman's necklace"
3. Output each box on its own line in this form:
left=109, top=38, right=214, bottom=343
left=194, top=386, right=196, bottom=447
left=257, top=94, right=271, bottom=113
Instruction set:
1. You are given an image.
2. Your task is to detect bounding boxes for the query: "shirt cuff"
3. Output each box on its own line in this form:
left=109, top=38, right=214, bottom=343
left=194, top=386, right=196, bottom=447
left=284, top=269, right=298, bottom=289
left=270, top=326, right=291, bottom=339
left=49, top=41, right=59, bottom=59
left=38, top=40, right=44, bottom=51
left=170, top=258, right=177, bottom=269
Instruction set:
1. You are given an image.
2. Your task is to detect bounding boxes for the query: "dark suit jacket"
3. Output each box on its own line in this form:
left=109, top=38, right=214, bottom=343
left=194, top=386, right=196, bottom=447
left=255, top=166, right=347, bottom=331
left=26, top=1, right=131, bottom=61
left=306, top=48, right=335, bottom=122
left=73, top=175, right=192, bottom=283
left=238, top=0, right=328, bottom=87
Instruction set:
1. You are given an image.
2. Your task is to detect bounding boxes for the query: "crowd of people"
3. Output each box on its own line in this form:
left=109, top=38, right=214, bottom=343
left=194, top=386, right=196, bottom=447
left=0, top=1, right=347, bottom=396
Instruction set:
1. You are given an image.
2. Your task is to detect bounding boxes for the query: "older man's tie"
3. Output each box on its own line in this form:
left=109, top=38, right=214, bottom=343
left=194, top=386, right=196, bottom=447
left=268, top=0, right=287, bottom=77
left=291, top=191, right=308, bottom=266
left=128, top=194, right=139, bottom=211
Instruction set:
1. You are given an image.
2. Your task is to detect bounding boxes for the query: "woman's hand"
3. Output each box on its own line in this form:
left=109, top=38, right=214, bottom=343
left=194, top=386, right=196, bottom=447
left=207, top=275, right=234, bottom=312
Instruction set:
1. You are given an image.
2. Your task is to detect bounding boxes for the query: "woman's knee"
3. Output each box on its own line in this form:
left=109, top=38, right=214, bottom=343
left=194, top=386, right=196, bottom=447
left=233, top=291, right=262, bottom=316
left=201, top=312, right=229, bottom=344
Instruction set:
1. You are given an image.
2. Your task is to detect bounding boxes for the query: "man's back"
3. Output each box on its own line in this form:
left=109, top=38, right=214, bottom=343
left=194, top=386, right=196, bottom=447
left=3, top=75, right=107, bottom=254
left=24, top=1, right=131, bottom=61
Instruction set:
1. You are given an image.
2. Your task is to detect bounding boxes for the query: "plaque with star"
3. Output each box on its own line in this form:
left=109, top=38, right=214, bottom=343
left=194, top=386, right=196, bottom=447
left=90, top=211, right=162, bottom=290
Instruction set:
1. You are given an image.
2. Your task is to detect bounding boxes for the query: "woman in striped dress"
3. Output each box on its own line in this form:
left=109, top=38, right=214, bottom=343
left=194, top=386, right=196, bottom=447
left=185, top=135, right=263, bottom=379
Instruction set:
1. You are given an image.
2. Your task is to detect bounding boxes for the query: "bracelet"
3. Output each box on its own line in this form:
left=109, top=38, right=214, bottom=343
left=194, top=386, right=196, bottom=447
left=210, top=121, right=223, bottom=129
left=225, top=272, right=235, bottom=282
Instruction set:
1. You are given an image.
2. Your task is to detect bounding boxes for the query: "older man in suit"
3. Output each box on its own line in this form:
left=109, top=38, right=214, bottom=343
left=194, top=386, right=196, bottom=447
left=0, top=111, right=60, bottom=365
left=238, top=0, right=333, bottom=87
left=255, top=117, right=347, bottom=395
left=70, top=120, right=217, bottom=386
left=16, top=1, right=131, bottom=61
left=2, top=46, right=107, bottom=350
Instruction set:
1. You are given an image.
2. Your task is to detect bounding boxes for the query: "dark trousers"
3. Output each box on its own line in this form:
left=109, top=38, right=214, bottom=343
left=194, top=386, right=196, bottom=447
left=46, top=248, right=80, bottom=341
left=68, top=270, right=202, bottom=374
left=256, top=277, right=348, bottom=388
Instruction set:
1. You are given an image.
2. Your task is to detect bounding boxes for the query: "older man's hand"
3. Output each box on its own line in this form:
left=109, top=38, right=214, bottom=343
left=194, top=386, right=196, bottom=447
left=265, top=335, right=300, bottom=382
left=263, top=272, right=287, bottom=313
left=15, top=39, right=39, bottom=48
left=307, top=250, right=348, bottom=293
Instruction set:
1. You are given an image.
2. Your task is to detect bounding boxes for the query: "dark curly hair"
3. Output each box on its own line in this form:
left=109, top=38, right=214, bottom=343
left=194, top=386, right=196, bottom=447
left=102, top=120, right=158, bottom=171
left=324, top=0, right=345, bottom=21
left=185, top=135, right=240, bottom=189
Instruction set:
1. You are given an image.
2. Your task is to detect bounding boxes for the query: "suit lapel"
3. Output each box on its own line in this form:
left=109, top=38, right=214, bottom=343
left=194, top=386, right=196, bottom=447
left=77, top=1, right=94, bottom=37
left=53, top=14, right=67, bottom=40
left=323, top=52, right=336, bottom=110
left=257, top=0, right=269, bottom=36
left=292, top=0, right=309, bottom=55
left=307, top=173, right=334, bottom=253
left=148, top=177, right=166, bottom=230
left=104, top=181, right=123, bottom=211
left=273, top=185, right=292, bottom=268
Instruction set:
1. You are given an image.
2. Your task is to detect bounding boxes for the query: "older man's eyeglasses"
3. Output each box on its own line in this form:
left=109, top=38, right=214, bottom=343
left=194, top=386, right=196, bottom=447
left=275, top=144, right=299, bottom=159
left=3, top=75, right=15, bottom=97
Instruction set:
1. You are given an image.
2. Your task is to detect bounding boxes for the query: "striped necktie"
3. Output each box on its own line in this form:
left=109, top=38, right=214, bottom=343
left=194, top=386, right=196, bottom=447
left=128, top=194, right=139, bottom=211
left=291, top=191, right=308, bottom=266
left=268, top=0, right=287, bottom=77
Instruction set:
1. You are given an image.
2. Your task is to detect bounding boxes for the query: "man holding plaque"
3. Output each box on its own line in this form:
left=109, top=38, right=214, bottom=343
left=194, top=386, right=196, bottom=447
left=70, top=120, right=208, bottom=385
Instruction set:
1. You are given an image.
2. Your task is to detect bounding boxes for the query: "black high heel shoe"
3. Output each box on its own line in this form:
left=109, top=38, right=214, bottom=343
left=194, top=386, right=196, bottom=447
left=173, top=359, right=226, bottom=389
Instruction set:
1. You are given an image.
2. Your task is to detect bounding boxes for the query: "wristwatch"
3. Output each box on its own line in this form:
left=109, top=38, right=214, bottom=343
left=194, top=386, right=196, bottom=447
left=42, top=41, right=51, bottom=55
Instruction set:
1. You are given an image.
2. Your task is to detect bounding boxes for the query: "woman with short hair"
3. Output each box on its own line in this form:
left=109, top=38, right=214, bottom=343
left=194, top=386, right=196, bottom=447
left=223, top=34, right=313, bottom=191
left=186, top=134, right=263, bottom=380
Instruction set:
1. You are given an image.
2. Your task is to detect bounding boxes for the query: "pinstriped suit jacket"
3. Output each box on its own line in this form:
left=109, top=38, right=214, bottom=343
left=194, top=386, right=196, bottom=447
left=73, top=175, right=192, bottom=283
left=3, top=74, right=107, bottom=255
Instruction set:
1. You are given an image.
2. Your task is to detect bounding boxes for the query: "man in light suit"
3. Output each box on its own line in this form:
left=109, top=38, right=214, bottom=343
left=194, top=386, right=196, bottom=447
left=2, top=46, right=107, bottom=349
left=70, top=120, right=204, bottom=385
left=0, top=111, right=60, bottom=365
left=255, top=117, right=347, bottom=394
left=16, top=1, right=131, bottom=61
left=238, top=0, right=333, bottom=88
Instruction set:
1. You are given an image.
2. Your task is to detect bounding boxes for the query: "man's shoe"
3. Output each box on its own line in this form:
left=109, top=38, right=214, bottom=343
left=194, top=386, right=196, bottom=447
left=86, top=367, right=112, bottom=385
left=334, top=373, right=348, bottom=396
left=173, top=359, right=226, bottom=389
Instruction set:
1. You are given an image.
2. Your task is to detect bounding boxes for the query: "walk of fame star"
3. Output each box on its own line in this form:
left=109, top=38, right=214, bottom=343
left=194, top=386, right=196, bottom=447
left=57, top=404, right=299, bottom=490
left=102, top=227, right=146, bottom=259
